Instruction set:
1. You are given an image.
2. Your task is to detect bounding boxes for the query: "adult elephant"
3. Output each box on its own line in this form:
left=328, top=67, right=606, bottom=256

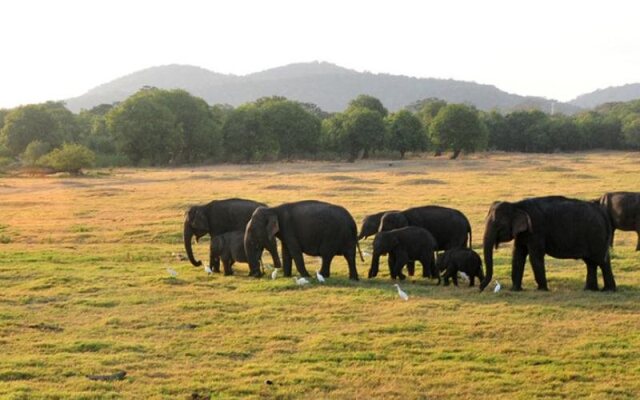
left=244, top=200, right=363, bottom=280
left=183, top=198, right=280, bottom=276
left=480, top=196, right=616, bottom=292
left=599, top=192, right=640, bottom=251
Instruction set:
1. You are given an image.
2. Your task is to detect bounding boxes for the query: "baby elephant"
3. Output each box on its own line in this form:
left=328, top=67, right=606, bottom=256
left=369, top=226, right=438, bottom=281
left=436, top=248, right=484, bottom=287
left=211, top=231, right=251, bottom=276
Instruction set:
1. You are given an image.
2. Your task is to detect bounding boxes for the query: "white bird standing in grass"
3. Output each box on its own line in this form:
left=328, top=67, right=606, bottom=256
left=394, top=284, right=409, bottom=301
left=316, top=270, right=326, bottom=283
left=294, top=277, right=310, bottom=286
left=271, top=269, right=278, bottom=280
left=204, top=264, right=213, bottom=275
left=166, top=268, right=178, bottom=278
left=458, top=271, right=470, bottom=282
left=363, top=251, right=371, bottom=258
left=494, top=280, right=502, bottom=293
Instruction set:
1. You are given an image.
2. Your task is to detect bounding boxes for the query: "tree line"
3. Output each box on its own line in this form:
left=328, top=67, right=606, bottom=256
left=1, top=88, right=639, bottom=172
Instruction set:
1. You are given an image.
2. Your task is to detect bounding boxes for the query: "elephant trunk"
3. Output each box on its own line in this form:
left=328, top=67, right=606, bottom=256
left=183, top=220, right=202, bottom=267
left=480, top=226, right=495, bottom=291
left=265, top=239, right=282, bottom=270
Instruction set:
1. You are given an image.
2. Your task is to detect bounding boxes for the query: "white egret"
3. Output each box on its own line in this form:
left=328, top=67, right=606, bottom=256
left=294, top=277, right=310, bottom=286
left=316, top=270, right=326, bottom=283
left=204, top=264, right=213, bottom=274
left=494, top=280, right=502, bottom=293
left=166, top=268, right=178, bottom=278
left=393, top=284, right=409, bottom=301
left=271, top=269, right=278, bottom=280
left=459, top=271, right=470, bottom=282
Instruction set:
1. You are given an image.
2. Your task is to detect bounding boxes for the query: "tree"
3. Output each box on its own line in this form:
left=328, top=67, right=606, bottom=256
left=39, top=143, right=95, bottom=174
left=257, top=98, right=321, bottom=160
left=0, top=104, right=60, bottom=156
left=339, top=108, right=386, bottom=162
left=222, top=104, right=278, bottom=162
left=22, top=140, right=51, bottom=166
left=348, top=94, right=389, bottom=117
left=622, top=117, right=640, bottom=148
left=386, top=110, right=427, bottom=158
left=430, top=104, right=488, bottom=159
left=106, top=89, right=180, bottom=165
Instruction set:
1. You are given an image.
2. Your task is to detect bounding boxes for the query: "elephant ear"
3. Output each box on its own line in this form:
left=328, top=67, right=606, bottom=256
left=512, top=210, right=533, bottom=236
left=266, top=214, right=279, bottom=241
left=191, top=208, right=209, bottom=232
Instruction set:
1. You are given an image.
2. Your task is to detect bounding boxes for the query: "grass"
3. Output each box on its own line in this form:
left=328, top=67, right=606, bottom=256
left=0, top=151, right=639, bottom=399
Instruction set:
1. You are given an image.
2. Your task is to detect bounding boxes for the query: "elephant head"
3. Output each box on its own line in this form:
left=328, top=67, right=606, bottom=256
left=379, top=212, right=409, bottom=232
left=480, top=201, right=532, bottom=291
left=183, top=206, right=210, bottom=266
left=358, top=212, right=385, bottom=239
left=368, top=232, right=399, bottom=278
left=435, top=251, right=449, bottom=274
left=244, top=207, right=281, bottom=277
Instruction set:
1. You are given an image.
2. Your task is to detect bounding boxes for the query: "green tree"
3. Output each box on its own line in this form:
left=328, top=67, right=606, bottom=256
left=348, top=94, right=389, bottom=117
left=339, top=108, right=386, bottom=162
left=320, top=113, right=346, bottom=153
left=386, top=110, right=427, bottom=158
left=0, top=104, right=60, bottom=156
left=430, top=104, right=488, bottom=159
left=22, top=140, right=51, bottom=166
left=39, top=143, right=95, bottom=174
left=222, top=104, right=278, bottom=162
left=106, top=89, right=180, bottom=165
left=622, top=117, right=640, bottom=148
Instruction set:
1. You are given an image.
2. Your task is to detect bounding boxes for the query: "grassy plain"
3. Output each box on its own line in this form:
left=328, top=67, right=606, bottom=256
left=0, top=151, right=639, bottom=399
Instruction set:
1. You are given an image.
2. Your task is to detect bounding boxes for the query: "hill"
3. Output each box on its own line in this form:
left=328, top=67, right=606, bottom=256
left=65, top=62, right=582, bottom=114
left=570, top=83, right=640, bottom=109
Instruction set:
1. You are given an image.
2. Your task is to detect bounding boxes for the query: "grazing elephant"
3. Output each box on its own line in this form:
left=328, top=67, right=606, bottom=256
left=368, top=226, right=438, bottom=281
left=480, top=196, right=616, bottom=292
left=436, top=248, right=484, bottom=287
left=357, top=211, right=400, bottom=240
left=599, top=192, right=640, bottom=250
left=244, top=200, right=364, bottom=280
left=184, top=198, right=280, bottom=277
left=211, top=231, right=252, bottom=276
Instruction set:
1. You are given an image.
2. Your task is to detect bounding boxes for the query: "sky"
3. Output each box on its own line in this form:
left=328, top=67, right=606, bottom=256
left=1, top=0, right=639, bottom=109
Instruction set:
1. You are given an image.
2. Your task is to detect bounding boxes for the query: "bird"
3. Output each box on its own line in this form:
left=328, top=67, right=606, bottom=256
left=393, top=284, right=409, bottom=301
left=458, top=271, right=470, bottom=282
left=363, top=251, right=371, bottom=258
left=294, top=277, right=310, bottom=286
left=271, top=269, right=278, bottom=280
left=204, top=264, right=213, bottom=275
left=494, top=280, right=502, bottom=293
left=166, top=268, right=178, bottom=278
left=316, top=270, right=326, bottom=283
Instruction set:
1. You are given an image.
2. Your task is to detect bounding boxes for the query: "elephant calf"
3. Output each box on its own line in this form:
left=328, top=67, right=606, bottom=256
left=211, top=231, right=251, bottom=276
left=436, top=248, right=484, bottom=287
left=369, top=226, right=438, bottom=281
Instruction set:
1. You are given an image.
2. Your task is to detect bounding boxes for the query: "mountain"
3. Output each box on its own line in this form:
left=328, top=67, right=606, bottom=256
left=569, top=83, right=640, bottom=109
left=65, top=62, right=582, bottom=114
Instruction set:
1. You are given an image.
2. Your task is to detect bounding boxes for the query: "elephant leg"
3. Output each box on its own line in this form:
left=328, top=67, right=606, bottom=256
left=407, top=261, right=416, bottom=276
left=583, top=258, right=599, bottom=291
left=452, top=269, right=459, bottom=287
left=635, top=215, right=640, bottom=251
left=209, top=242, right=221, bottom=273
left=529, top=247, right=548, bottom=291
left=511, top=242, right=528, bottom=291
left=343, top=248, right=359, bottom=281
left=320, top=255, right=333, bottom=278
left=287, top=242, right=310, bottom=277
left=469, top=274, right=475, bottom=287
left=599, top=254, right=617, bottom=291
left=282, top=246, right=293, bottom=277
left=222, top=257, right=233, bottom=276
left=388, top=252, right=397, bottom=279
left=394, top=251, right=409, bottom=281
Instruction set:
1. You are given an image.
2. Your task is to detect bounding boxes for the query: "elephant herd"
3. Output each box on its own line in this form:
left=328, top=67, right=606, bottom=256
left=183, top=191, right=640, bottom=292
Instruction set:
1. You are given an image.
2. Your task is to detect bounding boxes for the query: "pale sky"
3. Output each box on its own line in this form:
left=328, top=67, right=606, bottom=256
left=1, top=0, right=639, bottom=109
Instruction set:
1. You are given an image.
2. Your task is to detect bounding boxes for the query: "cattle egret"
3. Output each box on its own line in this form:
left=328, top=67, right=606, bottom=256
left=459, top=271, right=470, bottom=282
left=494, top=280, right=502, bottom=293
left=363, top=251, right=371, bottom=258
left=204, top=264, right=213, bottom=275
left=166, top=268, right=178, bottom=278
left=393, top=284, right=409, bottom=301
left=294, top=277, right=310, bottom=286
left=316, top=270, right=326, bottom=283
left=271, top=269, right=278, bottom=280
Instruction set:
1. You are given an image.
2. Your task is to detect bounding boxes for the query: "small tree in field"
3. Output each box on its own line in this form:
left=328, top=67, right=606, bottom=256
left=386, top=110, right=427, bottom=158
left=22, top=140, right=51, bottom=166
left=430, top=104, right=488, bottom=159
left=40, top=143, right=95, bottom=174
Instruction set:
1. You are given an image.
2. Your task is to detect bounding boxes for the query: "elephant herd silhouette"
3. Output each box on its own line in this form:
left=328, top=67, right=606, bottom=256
left=183, top=192, right=639, bottom=292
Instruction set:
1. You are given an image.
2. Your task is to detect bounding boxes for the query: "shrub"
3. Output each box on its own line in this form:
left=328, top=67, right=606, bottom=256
left=40, top=143, right=95, bottom=174
left=22, top=140, right=51, bottom=166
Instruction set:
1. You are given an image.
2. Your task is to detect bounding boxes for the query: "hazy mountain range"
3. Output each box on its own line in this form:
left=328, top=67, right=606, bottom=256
left=64, top=62, right=640, bottom=114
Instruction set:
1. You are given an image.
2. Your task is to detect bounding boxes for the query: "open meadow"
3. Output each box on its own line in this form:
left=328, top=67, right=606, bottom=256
left=1, top=151, right=640, bottom=399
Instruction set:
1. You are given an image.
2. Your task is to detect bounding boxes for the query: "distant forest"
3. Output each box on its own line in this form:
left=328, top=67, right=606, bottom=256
left=1, top=89, right=639, bottom=172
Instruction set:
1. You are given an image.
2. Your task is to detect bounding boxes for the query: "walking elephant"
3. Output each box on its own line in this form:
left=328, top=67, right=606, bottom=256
left=183, top=198, right=280, bottom=277
left=480, top=196, right=616, bottom=292
left=210, top=231, right=251, bottom=276
left=244, top=200, right=363, bottom=280
left=599, top=192, right=640, bottom=250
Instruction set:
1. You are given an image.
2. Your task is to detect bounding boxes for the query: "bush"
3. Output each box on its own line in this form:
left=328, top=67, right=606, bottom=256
left=40, top=143, right=95, bottom=174
left=22, top=140, right=51, bottom=166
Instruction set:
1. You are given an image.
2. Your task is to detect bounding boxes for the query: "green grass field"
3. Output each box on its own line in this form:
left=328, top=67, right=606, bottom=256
left=1, top=152, right=639, bottom=399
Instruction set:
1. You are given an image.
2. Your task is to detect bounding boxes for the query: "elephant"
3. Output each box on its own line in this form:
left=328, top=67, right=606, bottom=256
left=599, top=192, right=640, bottom=250
left=436, top=248, right=484, bottom=287
left=183, top=198, right=280, bottom=277
left=357, top=211, right=400, bottom=240
left=244, top=200, right=363, bottom=280
left=210, top=231, right=252, bottom=276
left=480, top=196, right=616, bottom=292
left=368, top=226, right=438, bottom=281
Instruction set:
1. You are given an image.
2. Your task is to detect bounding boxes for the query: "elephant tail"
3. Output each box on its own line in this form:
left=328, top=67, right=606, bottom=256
left=356, top=241, right=365, bottom=262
